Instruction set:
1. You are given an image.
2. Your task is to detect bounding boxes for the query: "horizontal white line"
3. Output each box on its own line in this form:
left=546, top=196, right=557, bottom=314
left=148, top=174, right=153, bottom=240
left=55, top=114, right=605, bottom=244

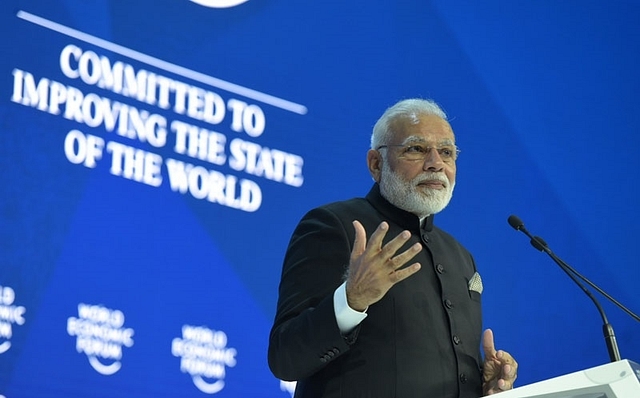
left=16, top=10, right=308, bottom=115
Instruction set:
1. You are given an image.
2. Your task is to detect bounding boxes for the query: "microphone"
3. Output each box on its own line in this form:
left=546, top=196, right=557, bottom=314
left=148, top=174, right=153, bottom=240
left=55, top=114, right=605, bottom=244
left=507, top=214, right=640, bottom=363
left=508, top=215, right=640, bottom=322
left=507, top=215, right=551, bottom=256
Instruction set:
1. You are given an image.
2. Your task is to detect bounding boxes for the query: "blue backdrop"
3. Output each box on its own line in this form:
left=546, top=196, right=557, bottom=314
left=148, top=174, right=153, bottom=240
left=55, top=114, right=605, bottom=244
left=1, top=0, right=638, bottom=397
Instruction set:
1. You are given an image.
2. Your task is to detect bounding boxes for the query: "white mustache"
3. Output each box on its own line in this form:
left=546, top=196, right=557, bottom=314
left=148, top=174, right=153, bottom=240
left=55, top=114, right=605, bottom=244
left=413, top=173, right=449, bottom=188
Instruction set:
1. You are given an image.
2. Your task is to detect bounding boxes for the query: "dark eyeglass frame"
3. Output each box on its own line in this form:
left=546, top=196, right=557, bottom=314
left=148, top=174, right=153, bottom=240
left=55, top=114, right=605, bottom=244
left=376, top=143, right=460, bottom=162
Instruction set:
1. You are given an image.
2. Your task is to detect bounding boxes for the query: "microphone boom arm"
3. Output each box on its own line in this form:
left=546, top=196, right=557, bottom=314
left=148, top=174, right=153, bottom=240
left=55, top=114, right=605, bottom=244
left=507, top=214, right=639, bottom=362
left=531, top=235, right=621, bottom=362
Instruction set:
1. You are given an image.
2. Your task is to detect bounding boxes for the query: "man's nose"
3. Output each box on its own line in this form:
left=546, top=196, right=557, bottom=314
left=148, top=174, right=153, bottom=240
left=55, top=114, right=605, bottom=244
left=422, top=148, right=444, bottom=171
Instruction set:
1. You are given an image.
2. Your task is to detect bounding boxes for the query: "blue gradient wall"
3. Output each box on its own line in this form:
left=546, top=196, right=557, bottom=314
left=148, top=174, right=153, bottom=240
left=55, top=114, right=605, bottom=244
left=1, top=1, right=638, bottom=396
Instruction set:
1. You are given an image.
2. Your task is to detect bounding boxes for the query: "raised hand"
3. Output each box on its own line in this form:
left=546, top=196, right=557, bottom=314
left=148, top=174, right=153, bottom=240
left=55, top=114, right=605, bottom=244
left=482, top=329, right=518, bottom=395
left=345, top=220, right=422, bottom=311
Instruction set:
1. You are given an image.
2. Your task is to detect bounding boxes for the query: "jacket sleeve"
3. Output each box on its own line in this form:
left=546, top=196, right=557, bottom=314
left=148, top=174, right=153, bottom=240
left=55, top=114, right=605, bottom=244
left=267, top=206, right=358, bottom=381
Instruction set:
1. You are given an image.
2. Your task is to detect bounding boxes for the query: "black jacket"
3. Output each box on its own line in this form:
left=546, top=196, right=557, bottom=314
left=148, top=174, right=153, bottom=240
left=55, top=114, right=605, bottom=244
left=269, top=184, right=483, bottom=398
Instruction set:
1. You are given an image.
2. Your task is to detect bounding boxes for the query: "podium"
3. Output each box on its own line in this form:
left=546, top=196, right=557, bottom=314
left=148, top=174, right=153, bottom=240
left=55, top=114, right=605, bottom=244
left=494, top=359, right=640, bottom=398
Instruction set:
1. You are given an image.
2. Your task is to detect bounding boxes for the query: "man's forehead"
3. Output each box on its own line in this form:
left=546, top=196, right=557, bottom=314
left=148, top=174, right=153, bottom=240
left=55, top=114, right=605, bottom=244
left=400, top=135, right=456, bottom=145
left=390, top=114, right=454, bottom=139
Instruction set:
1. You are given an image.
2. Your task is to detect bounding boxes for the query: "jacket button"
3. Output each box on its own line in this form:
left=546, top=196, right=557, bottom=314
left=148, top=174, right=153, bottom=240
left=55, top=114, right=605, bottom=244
left=453, top=335, right=461, bottom=345
left=436, top=263, right=444, bottom=274
left=460, top=373, right=467, bottom=383
left=444, top=299, right=453, bottom=309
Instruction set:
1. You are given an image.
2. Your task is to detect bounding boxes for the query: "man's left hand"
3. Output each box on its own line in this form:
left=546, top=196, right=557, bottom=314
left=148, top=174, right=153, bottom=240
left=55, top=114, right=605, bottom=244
left=481, top=329, right=518, bottom=395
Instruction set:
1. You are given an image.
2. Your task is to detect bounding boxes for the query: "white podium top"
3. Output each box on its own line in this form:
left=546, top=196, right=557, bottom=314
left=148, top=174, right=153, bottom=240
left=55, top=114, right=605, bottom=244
left=492, top=359, right=640, bottom=398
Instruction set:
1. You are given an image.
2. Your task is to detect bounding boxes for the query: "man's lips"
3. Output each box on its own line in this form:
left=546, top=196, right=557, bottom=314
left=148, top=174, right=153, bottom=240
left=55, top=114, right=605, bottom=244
left=417, top=179, right=446, bottom=189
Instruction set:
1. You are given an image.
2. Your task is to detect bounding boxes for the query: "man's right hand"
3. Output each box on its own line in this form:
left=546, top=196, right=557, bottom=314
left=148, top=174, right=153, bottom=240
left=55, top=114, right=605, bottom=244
left=345, top=220, right=422, bottom=311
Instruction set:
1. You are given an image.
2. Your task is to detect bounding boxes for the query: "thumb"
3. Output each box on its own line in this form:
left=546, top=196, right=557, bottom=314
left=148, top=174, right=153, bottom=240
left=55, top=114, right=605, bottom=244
left=482, top=329, right=497, bottom=359
left=351, top=220, right=367, bottom=259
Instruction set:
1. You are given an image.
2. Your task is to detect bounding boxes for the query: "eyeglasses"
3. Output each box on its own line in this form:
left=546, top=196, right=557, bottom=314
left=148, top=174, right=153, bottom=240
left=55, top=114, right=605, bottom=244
left=376, top=143, right=460, bottom=162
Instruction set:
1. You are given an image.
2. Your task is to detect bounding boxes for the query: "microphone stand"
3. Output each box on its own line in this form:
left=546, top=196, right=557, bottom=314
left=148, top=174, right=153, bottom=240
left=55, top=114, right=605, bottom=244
left=529, top=235, right=622, bottom=362
left=507, top=215, right=640, bottom=363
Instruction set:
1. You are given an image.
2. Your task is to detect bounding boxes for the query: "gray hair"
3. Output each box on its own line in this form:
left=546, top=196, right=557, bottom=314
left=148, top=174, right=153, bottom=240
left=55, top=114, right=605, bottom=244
left=370, top=98, right=448, bottom=149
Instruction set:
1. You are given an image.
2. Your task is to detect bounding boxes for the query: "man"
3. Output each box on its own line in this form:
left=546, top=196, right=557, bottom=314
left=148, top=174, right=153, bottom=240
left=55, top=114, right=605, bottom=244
left=268, top=99, right=518, bottom=397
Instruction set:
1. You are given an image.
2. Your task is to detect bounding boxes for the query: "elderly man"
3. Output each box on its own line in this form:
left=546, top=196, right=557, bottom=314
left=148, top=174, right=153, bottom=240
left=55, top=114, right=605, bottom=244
left=268, top=98, right=517, bottom=398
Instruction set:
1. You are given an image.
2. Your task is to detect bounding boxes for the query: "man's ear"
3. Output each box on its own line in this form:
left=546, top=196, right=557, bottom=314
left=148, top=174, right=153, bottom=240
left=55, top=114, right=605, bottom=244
left=367, top=149, right=382, bottom=183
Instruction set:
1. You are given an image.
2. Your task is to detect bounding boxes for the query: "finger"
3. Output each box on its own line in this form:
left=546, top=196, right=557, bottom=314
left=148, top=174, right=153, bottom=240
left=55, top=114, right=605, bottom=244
left=365, top=221, right=390, bottom=253
left=387, top=242, right=422, bottom=271
left=378, top=229, right=413, bottom=261
left=482, top=329, right=497, bottom=358
left=497, top=351, right=514, bottom=366
left=502, top=364, right=515, bottom=383
left=503, top=357, right=518, bottom=381
left=488, top=378, right=509, bottom=394
left=498, top=375, right=512, bottom=391
left=350, top=220, right=367, bottom=261
left=496, top=350, right=518, bottom=382
left=494, top=362, right=517, bottom=392
left=389, top=261, right=421, bottom=284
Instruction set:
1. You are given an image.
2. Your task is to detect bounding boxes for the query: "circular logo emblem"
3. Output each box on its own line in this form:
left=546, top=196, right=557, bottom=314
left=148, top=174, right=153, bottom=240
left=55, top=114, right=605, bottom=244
left=190, top=0, right=250, bottom=8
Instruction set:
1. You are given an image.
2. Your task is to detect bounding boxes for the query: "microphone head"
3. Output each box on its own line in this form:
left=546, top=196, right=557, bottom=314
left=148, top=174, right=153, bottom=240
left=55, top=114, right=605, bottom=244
left=508, top=215, right=524, bottom=231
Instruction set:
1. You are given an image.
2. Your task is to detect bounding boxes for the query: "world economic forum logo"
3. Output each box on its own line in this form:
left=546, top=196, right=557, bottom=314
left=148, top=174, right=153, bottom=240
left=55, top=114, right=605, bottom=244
left=190, top=0, right=250, bottom=8
left=67, top=303, right=135, bottom=375
left=0, top=285, right=26, bottom=354
left=172, top=325, right=237, bottom=394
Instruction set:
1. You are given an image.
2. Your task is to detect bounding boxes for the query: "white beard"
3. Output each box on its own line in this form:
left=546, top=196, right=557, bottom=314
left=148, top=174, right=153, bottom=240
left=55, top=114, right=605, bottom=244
left=379, top=161, right=455, bottom=218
